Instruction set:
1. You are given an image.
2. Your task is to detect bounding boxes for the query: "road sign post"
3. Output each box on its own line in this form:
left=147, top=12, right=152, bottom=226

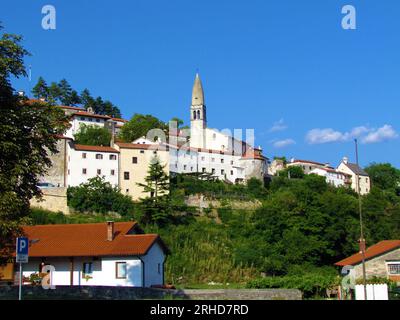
left=16, top=237, right=29, bottom=301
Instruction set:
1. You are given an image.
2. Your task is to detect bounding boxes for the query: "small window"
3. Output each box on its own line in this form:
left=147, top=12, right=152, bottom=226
left=221, top=159, right=224, bottom=163
left=96, top=119, right=100, bottom=123
left=109, top=154, right=117, bottom=160
left=82, top=168, right=87, bottom=175
left=211, top=158, right=215, bottom=162
left=124, top=172, right=130, bottom=180
left=116, top=262, right=127, bottom=279
left=97, top=169, right=101, bottom=175
left=230, top=170, right=234, bottom=175
left=221, top=169, right=225, bottom=175
left=140, top=150, right=145, bottom=154
left=111, top=169, right=115, bottom=176
left=231, top=161, right=233, bottom=165
left=82, top=262, right=93, bottom=277
left=213, top=133, right=216, bottom=140
left=68, top=169, right=70, bottom=175
left=388, top=264, right=400, bottom=275
left=153, top=151, right=157, bottom=155
left=184, top=165, right=187, bottom=170
left=132, top=157, right=138, bottom=164
left=190, top=167, right=193, bottom=171
left=211, top=168, right=215, bottom=174
left=202, top=168, right=206, bottom=173
left=126, top=189, right=129, bottom=193
left=89, top=118, right=93, bottom=122
left=82, top=153, right=87, bottom=159
left=201, top=157, right=205, bottom=161
left=80, top=117, right=85, bottom=121
left=96, top=154, right=103, bottom=160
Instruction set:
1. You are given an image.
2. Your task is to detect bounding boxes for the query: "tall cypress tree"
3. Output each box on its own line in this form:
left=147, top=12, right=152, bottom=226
left=137, top=156, right=171, bottom=224
left=31, top=76, right=48, bottom=99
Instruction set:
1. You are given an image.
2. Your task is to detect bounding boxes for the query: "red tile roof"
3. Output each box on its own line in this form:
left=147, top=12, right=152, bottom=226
left=111, top=117, right=128, bottom=123
left=20, top=222, right=168, bottom=257
left=73, top=111, right=111, bottom=119
left=335, top=240, right=400, bottom=266
left=74, top=144, right=119, bottom=153
left=59, top=105, right=85, bottom=111
left=115, top=142, right=169, bottom=151
left=290, top=159, right=327, bottom=166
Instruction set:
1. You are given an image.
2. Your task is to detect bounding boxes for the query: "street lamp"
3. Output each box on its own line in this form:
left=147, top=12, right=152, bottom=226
left=355, top=139, right=367, bottom=300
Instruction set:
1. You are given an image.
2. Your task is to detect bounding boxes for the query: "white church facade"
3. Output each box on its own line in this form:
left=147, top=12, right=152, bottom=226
left=168, top=73, right=268, bottom=184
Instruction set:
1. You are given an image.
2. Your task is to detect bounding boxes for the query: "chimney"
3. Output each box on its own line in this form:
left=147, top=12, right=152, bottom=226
left=342, top=156, right=349, bottom=164
left=107, top=221, right=114, bottom=241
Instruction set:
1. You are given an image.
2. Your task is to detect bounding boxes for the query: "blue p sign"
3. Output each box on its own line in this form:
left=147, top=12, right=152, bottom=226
left=16, top=237, right=29, bottom=263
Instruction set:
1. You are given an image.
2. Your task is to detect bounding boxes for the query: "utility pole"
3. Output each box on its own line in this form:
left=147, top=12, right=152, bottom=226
left=355, top=139, right=367, bottom=300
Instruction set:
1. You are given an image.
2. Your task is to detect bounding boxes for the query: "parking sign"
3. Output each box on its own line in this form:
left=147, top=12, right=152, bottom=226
left=16, top=237, right=29, bottom=263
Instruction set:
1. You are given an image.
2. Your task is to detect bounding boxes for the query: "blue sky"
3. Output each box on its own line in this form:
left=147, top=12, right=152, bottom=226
left=3, top=0, right=399, bottom=167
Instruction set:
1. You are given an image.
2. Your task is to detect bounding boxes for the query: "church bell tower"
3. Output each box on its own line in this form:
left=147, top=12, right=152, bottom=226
left=190, top=73, right=207, bottom=148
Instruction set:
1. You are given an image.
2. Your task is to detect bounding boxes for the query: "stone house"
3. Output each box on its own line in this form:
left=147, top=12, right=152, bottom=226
left=335, top=240, right=400, bottom=284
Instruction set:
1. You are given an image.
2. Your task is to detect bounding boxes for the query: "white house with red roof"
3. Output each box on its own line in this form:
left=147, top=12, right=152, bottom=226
left=309, top=167, right=352, bottom=188
left=67, top=142, right=119, bottom=187
left=17, top=221, right=168, bottom=287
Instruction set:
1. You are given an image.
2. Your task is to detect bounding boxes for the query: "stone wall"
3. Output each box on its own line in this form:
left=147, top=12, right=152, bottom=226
left=41, top=138, right=68, bottom=187
left=185, top=194, right=261, bottom=211
left=0, top=285, right=302, bottom=300
left=353, top=247, right=400, bottom=281
left=30, top=187, right=70, bottom=215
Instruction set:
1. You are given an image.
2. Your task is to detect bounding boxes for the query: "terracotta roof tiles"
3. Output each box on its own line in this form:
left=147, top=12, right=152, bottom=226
left=335, top=240, right=400, bottom=266
left=20, top=222, right=168, bottom=257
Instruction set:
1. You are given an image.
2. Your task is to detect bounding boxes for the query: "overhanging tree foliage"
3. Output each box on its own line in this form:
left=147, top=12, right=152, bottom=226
left=0, top=23, right=70, bottom=260
left=73, top=124, right=112, bottom=146
left=119, top=113, right=167, bottom=142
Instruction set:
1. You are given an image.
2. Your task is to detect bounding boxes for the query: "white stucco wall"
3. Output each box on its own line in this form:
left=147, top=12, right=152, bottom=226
left=141, top=242, right=166, bottom=287
left=67, top=144, right=119, bottom=187
left=310, top=168, right=348, bottom=188
left=21, top=256, right=144, bottom=287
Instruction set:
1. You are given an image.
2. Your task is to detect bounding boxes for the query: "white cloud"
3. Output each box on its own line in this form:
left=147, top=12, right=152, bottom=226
left=269, top=119, right=287, bottom=132
left=306, top=128, right=346, bottom=144
left=361, top=125, right=398, bottom=144
left=273, top=139, right=296, bottom=148
left=306, top=124, right=398, bottom=145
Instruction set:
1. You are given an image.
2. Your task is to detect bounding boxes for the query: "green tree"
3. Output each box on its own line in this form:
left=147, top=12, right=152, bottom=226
left=67, top=176, right=134, bottom=215
left=69, top=90, right=81, bottom=106
left=365, top=163, right=400, bottom=191
left=119, top=113, right=167, bottom=142
left=48, top=81, right=62, bottom=105
left=246, top=177, right=267, bottom=198
left=57, top=78, right=72, bottom=105
left=279, top=166, right=305, bottom=179
left=0, top=23, right=69, bottom=260
left=73, top=124, right=112, bottom=146
left=137, top=157, right=171, bottom=224
left=31, top=76, right=48, bottom=99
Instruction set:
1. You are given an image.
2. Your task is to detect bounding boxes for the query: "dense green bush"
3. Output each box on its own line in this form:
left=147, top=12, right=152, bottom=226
left=73, top=124, right=112, bottom=146
left=67, top=176, right=135, bottom=215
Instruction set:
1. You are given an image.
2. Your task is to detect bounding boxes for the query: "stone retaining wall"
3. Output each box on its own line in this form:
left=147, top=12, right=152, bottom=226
left=0, top=285, right=302, bottom=300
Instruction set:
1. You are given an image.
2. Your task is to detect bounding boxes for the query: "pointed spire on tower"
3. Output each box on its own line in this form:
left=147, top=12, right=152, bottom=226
left=192, top=73, right=204, bottom=106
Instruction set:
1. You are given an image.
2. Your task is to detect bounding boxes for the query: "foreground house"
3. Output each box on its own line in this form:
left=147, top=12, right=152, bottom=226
left=337, top=157, right=371, bottom=195
left=18, top=221, right=168, bottom=287
left=335, top=240, right=400, bottom=283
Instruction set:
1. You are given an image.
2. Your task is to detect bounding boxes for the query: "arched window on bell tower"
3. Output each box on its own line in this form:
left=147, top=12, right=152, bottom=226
left=197, top=110, right=201, bottom=120
left=193, top=110, right=197, bottom=120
